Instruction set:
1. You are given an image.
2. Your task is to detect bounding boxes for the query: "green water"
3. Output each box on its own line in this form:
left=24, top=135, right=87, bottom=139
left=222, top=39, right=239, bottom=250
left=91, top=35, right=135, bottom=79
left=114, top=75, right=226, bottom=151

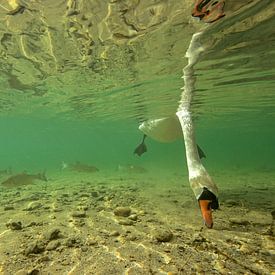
left=0, top=113, right=274, bottom=176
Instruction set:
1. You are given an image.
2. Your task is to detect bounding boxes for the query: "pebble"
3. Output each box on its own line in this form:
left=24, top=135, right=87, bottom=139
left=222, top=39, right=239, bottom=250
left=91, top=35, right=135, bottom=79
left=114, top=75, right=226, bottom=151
left=229, top=218, right=250, bottom=226
left=129, top=214, right=138, bottom=221
left=24, top=240, right=45, bottom=255
left=109, top=231, right=120, bottom=237
left=25, top=201, right=42, bottom=211
left=6, top=221, right=22, bottom=230
left=114, top=207, right=131, bottom=217
left=77, top=205, right=89, bottom=211
left=71, top=210, right=86, bottom=218
left=43, top=228, right=61, bottom=241
left=152, top=228, right=173, bottom=242
left=4, top=205, right=14, bottom=211
left=46, top=240, right=61, bottom=251
left=64, top=236, right=82, bottom=247
left=91, top=191, right=99, bottom=197
left=118, top=219, right=134, bottom=226
left=224, top=199, right=239, bottom=207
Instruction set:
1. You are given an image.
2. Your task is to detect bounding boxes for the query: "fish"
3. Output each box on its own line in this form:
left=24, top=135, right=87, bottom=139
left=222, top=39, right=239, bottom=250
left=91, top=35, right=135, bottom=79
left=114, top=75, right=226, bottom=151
left=1, top=172, right=47, bottom=188
left=65, top=161, right=99, bottom=173
left=118, top=164, right=147, bottom=174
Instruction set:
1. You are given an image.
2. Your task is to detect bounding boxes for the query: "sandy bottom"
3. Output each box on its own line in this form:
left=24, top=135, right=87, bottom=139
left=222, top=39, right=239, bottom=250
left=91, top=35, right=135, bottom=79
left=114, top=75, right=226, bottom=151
left=0, top=169, right=274, bottom=275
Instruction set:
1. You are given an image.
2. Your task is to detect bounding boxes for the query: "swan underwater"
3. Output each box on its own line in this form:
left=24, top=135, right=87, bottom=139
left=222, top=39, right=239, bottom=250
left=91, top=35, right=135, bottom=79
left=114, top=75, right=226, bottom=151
left=134, top=0, right=229, bottom=228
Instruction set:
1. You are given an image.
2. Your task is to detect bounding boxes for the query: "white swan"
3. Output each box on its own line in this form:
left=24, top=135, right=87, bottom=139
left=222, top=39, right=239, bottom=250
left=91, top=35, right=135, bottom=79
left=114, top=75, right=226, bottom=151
left=137, top=32, right=219, bottom=228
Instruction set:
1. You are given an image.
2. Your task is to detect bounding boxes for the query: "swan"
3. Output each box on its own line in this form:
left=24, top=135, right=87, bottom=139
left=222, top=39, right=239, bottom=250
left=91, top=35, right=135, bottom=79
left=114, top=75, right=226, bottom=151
left=135, top=32, right=219, bottom=228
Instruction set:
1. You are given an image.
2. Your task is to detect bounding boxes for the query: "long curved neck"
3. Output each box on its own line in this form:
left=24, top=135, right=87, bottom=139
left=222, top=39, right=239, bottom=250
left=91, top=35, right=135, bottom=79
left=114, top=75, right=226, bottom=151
left=177, top=109, right=201, bottom=174
left=176, top=32, right=205, bottom=175
left=176, top=32, right=218, bottom=199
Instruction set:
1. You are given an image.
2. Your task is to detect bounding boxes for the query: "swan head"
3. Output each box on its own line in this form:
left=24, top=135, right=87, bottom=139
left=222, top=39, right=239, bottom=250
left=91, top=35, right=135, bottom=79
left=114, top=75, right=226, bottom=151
left=198, top=187, right=219, bottom=228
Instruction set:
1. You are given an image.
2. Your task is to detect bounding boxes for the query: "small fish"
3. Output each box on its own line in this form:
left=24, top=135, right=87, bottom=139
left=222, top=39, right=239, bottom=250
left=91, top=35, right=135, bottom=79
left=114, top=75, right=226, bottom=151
left=66, top=161, right=99, bottom=173
left=1, top=172, right=47, bottom=188
left=118, top=164, right=147, bottom=174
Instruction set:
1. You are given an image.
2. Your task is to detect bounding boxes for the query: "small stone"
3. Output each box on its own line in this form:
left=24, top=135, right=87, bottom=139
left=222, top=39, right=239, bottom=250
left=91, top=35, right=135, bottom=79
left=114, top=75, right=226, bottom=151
left=28, top=269, right=40, bottom=275
left=46, top=240, right=60, bottom=251
left=152, top=228, right=173, bottom=242
left=91, top=191, right=99, bottom=197
left=224, top=199, right=239, bottom=207
left=43, top=228, right=61, bottom=241
left=109, top=231, right=120, bottom=237
left=6, top=221, right=22, bottom=230
left=129, top=214, right=138, bottom=221
left=81, top=246, right=88, bottom=252
left=24, top=240, right=45, bottom=255
left=86, top=238, right=97, bottom=246
left=25, top=201, right=42, bottom=211
left=37, top=255, right=50, bottom=262
left=4, top=205, right=14, bottom=211
left=114, top=207, right=131, bottom=217
left=77, top=205, right=89, bottom=211
left=118, top=219, right=134, bottom=226
left=64, top=236, right=81, bottom=247
left=229, top=218, right=250, bottom=226
left=25, top=221, right=37, bottom=227
left=71, top=211, right=86, bottom=218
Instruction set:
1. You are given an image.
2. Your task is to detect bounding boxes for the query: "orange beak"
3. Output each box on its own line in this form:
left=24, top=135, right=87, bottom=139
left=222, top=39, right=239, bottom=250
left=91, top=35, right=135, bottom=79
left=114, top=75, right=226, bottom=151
left=199, top=200, right=213, bottom=228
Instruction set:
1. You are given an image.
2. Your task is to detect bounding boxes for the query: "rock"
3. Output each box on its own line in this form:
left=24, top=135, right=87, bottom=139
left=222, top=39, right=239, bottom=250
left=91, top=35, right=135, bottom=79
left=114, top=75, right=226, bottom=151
left=109, top=231, right=120, bottom=237
left=24, top=240, right=45, bottom=255
left=25, top=201, right=42, bottom=211
left=91, top=191, right=99, bottom=197
left=114, top=207, right=131, bottom=217
left=224, top=199, right=239, bottom=207
left=46, top=240, right=60, bottom=251
left=229, top=218, right=250, bottom=226
left=128, top=214, right=138, bottom=221
left=77, top=205, right=89, bottom=211
left=81, top=246, right=88, bottom=252
left=118, top=219, right=134, bottom=226
left=152, top=228, right=173, bottom=242
left=25, top=221, right=38, bottom=227
left=6, top=221, right=22, bottom=230
left=64, top=236, right=82, bottom=247
left=4, top=205, right=14, bottom=211
left=86, top=238, right=97, bottom=246
left=71, top=210, right=86, bottom=218
left=43, top=228, right=61, bottom=241
left=27, top=269, right=40, bottom=275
